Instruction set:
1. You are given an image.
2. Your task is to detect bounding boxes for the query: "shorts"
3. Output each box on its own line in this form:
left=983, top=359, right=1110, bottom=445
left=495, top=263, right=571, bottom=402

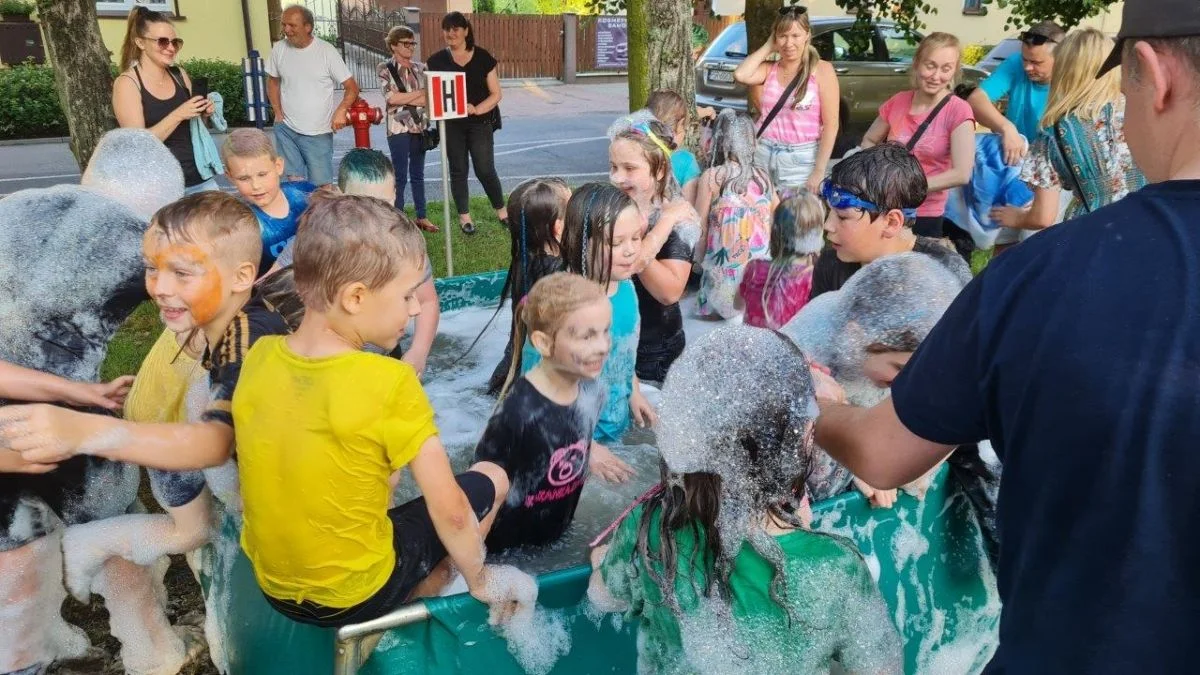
left=274, top=123, right=335, bottom=186
left=636, top=331, right=686, bottom=385
left=148, top=468, right=207, bottom=509
left=753, top=139, right=818, bottom=194
left=0, top=455, right=140, bottom=552
left=265, top=471, right=496, bottom=627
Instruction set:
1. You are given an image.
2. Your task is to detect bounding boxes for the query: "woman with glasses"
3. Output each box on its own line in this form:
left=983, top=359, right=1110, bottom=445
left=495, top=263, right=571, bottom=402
left=379, top=26, right=438, bottom=232
left=733, top=5, right=840, bottom=196
left=112, top=5, right=217, bottom=195
left=990, top=28, right=1146, bottom=234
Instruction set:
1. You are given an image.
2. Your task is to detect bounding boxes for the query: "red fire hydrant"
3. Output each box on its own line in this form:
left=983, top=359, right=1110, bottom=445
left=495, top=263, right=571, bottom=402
left=345, top=97, right=383, bottom=148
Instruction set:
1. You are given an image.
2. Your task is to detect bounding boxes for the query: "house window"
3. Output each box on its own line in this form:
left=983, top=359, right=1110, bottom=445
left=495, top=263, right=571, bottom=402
left=96, top=0, right=175, bottom=16
left=963, top=0, right=988, bottom=15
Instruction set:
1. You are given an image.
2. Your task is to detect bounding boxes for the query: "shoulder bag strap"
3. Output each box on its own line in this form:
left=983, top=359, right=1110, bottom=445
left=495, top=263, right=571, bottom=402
left=755, top=66, right=806, bottom=140
left=1052, top=121, right=1092, bottom=214
left=905, top=93, right=954, bottom=151
left=386, top=60, right=407, bottom=93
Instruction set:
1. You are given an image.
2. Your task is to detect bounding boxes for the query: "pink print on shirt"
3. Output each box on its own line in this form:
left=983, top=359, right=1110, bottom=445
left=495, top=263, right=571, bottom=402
left=525, top=439, right=589, bottom=508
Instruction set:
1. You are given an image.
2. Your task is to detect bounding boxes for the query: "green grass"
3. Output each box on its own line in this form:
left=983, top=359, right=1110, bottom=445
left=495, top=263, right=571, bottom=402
left=99, top=197, right=513, bottom=381
left=970, top=247, right=994, bottom=276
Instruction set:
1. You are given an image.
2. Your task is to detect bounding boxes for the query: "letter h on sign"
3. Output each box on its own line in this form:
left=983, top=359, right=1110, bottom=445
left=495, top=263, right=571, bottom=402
left=425, top=71, right=468, bottom=121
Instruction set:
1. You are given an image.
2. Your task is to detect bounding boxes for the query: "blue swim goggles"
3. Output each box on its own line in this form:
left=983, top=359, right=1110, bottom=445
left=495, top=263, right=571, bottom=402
left=820, top=179, right=917, bottom=219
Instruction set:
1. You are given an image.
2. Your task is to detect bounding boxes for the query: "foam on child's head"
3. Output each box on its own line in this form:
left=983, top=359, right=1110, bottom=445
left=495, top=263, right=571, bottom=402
left=292, top=194, right=427, bottom=312
left=220, top=128, right=278, bottom=165
left=83, top=128, right=184, bottom=220
left=519, top=272, right=607, bottom=338
left=607, top=110, right=679, bottom=200
left=148, top=191, right=261, bottom=267
left=337, top=148, right=394, bottom=193
left=827, top=143, right=927, bottom=220
left=771, top=191, right=826, bottom=258
left=561, top=182, right=634, bottom=286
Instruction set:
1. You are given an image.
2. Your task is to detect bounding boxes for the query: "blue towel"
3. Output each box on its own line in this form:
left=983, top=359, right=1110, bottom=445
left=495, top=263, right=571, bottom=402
left=944, top=133, right=1034, bottom=250
left=191, top=92, right=226, bottom=181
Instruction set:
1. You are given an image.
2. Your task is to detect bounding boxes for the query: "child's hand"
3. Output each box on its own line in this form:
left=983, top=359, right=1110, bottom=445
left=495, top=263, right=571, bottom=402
left=470, top=564, right=537, bottom=627
left=854, top=477, right=898, bottom=509
left=64, top=376, right=135, bottom=411
left=989, top=205, right=1028, bottom=229
left=809, top=363, right=846, bottom=405
left=589, top=544, right=610, bottom=569
left=0, top=404, right=95, bottom=465
left=630, top=390, right=657, bottom=428
left=590, top=442, right=634, bottom=483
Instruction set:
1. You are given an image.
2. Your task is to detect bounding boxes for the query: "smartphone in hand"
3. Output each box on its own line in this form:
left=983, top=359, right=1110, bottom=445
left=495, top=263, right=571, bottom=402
left=193, top=77, right=209, bottom=99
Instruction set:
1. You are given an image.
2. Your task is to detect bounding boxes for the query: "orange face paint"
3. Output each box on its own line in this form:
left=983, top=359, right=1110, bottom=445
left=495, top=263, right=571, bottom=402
left=143, top=232, right=225, bottom=328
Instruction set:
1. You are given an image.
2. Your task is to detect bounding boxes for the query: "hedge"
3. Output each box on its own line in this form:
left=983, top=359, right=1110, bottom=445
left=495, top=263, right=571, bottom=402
left=962, top=44, right=994, bottom=66
left=0, top=58, right=250, bottom=140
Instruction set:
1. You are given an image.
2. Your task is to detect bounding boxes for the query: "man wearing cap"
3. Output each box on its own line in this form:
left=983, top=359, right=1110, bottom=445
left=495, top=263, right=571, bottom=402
left=814, top=1, right=1200, bottom=671
left=968, top=21, right=1065, bottom=167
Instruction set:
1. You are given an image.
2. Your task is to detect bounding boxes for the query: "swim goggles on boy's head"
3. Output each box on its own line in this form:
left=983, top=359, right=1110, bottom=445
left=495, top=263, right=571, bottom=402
left=820, top=179, right=917, bottom=219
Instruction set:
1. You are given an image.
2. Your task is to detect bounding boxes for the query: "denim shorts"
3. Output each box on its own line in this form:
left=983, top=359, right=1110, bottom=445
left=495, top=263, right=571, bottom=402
left=274, top=123, right=335, bottom=186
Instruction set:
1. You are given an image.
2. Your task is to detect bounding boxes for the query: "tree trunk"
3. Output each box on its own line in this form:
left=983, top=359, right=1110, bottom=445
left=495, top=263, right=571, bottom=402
left=34, top=0, right=116, bottom=170
left=744, top=0, right=782, bottom=116
left=628, top=0, right=696, bottom=144
left=267, top=0, right=283, bottom=44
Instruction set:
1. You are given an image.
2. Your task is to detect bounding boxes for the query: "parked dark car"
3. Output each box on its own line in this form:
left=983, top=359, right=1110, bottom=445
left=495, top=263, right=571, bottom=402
left=976, top=38, right=1021, bottom=73
left=695, top=19, right=988, bottom=154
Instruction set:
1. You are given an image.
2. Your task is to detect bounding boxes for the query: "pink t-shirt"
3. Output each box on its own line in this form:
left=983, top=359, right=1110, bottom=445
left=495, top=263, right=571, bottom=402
left=879, top=91, right=975, bottom=217
left=738, top=258, right=814, bottom=330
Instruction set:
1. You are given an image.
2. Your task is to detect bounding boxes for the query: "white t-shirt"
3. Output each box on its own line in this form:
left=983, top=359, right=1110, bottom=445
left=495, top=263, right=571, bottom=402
left=266, top=38, right=353, bottom=136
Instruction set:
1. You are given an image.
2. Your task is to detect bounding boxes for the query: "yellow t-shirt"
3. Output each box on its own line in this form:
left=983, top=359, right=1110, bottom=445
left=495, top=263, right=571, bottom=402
left=124, top=328, right=205, bottom=424
left=233, top=336, right=438, bottom=608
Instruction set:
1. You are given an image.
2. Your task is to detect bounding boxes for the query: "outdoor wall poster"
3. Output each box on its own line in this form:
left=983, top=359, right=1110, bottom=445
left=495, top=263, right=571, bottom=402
left=595, top=16, right=628, bottom=70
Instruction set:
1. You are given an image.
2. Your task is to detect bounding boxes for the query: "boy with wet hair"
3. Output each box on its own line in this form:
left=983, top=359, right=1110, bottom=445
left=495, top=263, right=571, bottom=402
left=223, top=127, right=316, bottom=274
left=812, top=142, right=970, bottom=299
left=233, top=194, right=526, bottom=627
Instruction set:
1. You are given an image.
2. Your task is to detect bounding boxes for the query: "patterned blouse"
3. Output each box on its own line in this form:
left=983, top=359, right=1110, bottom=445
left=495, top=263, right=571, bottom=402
left=377, top=58, right=428, bottom=136
left=1020, top=99, right=1146, bottom=220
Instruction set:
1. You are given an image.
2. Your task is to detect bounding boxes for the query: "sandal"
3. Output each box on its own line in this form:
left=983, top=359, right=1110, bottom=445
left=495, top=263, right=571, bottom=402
left=460, top=221, right=476, bottom=235
left=415, top=217, right=439, bottom=233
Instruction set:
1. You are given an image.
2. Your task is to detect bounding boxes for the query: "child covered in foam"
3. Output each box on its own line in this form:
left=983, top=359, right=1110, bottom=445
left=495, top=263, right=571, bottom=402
left=782, top=252, right=968, bottom=507
left=588, top=325, right=901, bottom=674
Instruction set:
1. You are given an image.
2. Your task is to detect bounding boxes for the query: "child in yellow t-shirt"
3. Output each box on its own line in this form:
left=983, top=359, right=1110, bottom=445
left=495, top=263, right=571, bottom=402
left=234, top=194, right=533, bottom=627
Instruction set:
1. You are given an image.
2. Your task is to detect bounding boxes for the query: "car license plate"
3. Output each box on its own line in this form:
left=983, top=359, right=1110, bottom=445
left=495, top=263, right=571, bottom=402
left=708, top=69, right=734, bottom=83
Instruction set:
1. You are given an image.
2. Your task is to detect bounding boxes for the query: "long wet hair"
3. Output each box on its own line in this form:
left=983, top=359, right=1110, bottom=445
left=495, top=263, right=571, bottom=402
left=762, top=192, right=825, bottom=325
left=707, top=109, right=771, bottom=197
left=560, top=182, right=636, bottom=290
left=634, top=327, right=822, bottom=621
left=504, top=177, right=570, bottom=302
left=120, top=5, right=173, bottom=70
left=497, top=272, right=608, bottom=401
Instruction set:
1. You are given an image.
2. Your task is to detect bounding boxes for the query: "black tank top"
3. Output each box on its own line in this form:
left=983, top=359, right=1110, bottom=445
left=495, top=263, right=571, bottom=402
left=133, top=65, right=203, bottom=187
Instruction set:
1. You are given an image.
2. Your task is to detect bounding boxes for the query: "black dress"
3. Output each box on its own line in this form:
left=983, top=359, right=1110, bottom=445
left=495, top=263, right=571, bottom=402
left=132, top=64, right=203, bottom=187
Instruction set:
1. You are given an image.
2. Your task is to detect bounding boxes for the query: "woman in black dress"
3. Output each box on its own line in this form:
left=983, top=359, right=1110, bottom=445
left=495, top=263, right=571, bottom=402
left=427, top=12, right=508, bottom=235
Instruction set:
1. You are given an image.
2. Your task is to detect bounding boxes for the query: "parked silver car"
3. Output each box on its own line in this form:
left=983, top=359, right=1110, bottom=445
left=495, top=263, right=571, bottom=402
left=695, top=19, right=988, bottom=154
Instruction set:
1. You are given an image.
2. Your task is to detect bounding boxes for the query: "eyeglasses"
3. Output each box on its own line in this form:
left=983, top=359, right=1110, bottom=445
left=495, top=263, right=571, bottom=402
left=1019, top=31, right=1057, bottom=46
left=778, top=4, right=808, bottom=16
left=396, top=40, right=417, bottom=47
left=821, top=180, right=917, bottom=219
left=145, top=36, right=184, bottom=51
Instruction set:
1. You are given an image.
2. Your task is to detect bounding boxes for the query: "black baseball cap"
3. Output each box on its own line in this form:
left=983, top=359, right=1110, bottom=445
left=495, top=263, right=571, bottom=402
left=1099, top=0, right=1200, bottom=75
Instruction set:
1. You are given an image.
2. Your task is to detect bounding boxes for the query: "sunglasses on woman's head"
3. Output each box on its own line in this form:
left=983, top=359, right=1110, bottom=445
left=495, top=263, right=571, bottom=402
left=146, top=36, right=184, bottom=51
left=778, top=4, right=808, bottom=16
left=1019, top=31, right=1056, bottom=46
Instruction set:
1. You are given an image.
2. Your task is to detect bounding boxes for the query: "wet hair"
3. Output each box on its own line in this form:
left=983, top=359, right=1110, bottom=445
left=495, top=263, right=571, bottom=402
left=707, top=109, right=770, bottom=197
left=504, top=177, right=570, bottom=301
left=612, top=118, right=678, bottom=203
left=221, top=128, right=279, bottom=165
left=910, top=32, right=962, bottom=91
left=771, top=9, right=822, bottom=109
left=120, top=5, right=172, bottom=69
left=646, top=89, right=688, bottom=134
left=337, top=148, right=394, bottom=192
left=1042, top=29, right=1121, bottom=128
left=761, top=192, right=825, bottom=326
left=560, top=182, right=636, bottom=290
left=386, top=25, right=415, bottom=47
left=864, top=331, right=921, bottom=354
left=149, top=192, right=262, bottom=270
left=636, top=327, right=821, bottom=620
left=283, top=4, right=314, bottom=28
left=497, top=272, right=608, bottom=401
left=442, top=11, right=475, bottom=50
left=292, top=194, right=427, bottom=313
left=827, top=142, right=926, bottom=225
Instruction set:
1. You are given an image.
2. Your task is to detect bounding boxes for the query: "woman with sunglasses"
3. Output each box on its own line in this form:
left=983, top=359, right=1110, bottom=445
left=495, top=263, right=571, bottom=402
left=112, top=5, right=217, bottom=195
left=379, top=26, right=438, bottom=233
left=733, top=5, right=840, bottom=196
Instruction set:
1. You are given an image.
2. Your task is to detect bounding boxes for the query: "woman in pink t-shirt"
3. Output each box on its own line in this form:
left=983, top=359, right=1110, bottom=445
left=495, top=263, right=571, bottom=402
left=860, top=32, right=976, bottom=239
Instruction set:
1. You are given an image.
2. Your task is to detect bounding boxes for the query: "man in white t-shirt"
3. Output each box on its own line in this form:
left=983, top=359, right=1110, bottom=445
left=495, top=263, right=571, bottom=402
left=266, top=5, right=359, bottom=186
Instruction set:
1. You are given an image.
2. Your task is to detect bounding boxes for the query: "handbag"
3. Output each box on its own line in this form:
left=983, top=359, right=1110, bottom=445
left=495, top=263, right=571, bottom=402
left=387, top=60, right=440, bottom=151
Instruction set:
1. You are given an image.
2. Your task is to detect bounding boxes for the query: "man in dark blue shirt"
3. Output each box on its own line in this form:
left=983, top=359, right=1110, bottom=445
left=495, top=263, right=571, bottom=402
left=814, top=2, right=1200, bottom=671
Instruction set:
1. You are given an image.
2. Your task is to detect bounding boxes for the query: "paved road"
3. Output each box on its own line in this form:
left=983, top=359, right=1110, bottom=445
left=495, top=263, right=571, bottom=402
left=0, top=82, right=630, bottom=201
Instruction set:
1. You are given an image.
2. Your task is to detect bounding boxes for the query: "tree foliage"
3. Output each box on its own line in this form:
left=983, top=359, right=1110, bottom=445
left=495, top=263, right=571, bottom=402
left=982, top=0, right=1121, bottom=30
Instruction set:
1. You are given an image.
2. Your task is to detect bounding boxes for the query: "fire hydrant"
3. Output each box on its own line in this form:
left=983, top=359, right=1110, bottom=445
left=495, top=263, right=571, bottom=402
left=345, top=97, right=383, bottom=148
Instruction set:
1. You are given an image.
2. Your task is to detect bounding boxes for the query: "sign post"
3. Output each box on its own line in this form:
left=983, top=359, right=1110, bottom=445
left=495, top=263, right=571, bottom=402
left=425, top=71, right=468, bottom=277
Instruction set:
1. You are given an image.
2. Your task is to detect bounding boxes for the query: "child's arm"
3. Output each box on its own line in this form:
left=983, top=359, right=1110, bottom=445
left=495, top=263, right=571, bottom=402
left=0, top=360, right=134, bottom=411
left=692, top=171, right=716, bottom=263
left=409, top=436, right=490, bottom=593
left=401, top=277, right=440, bottom=377
left=589, top=441, right=634, bottom=483
left=586, top=544, right=631, bottom=613
left=860, top=115, right=890, bottom=150
left=638, top=258, right=691, bottom=306
left=629, top=376, right=657, bottom=428
left=0, top=404, right=233, bottom=470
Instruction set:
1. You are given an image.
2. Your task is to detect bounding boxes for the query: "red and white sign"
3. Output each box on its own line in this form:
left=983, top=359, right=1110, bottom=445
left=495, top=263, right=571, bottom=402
left=426, top=71, right=468, bottom=121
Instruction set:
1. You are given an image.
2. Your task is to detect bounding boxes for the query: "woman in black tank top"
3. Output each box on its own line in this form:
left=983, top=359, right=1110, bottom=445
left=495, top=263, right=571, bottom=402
left=112, top=6, right=214, bottom=191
